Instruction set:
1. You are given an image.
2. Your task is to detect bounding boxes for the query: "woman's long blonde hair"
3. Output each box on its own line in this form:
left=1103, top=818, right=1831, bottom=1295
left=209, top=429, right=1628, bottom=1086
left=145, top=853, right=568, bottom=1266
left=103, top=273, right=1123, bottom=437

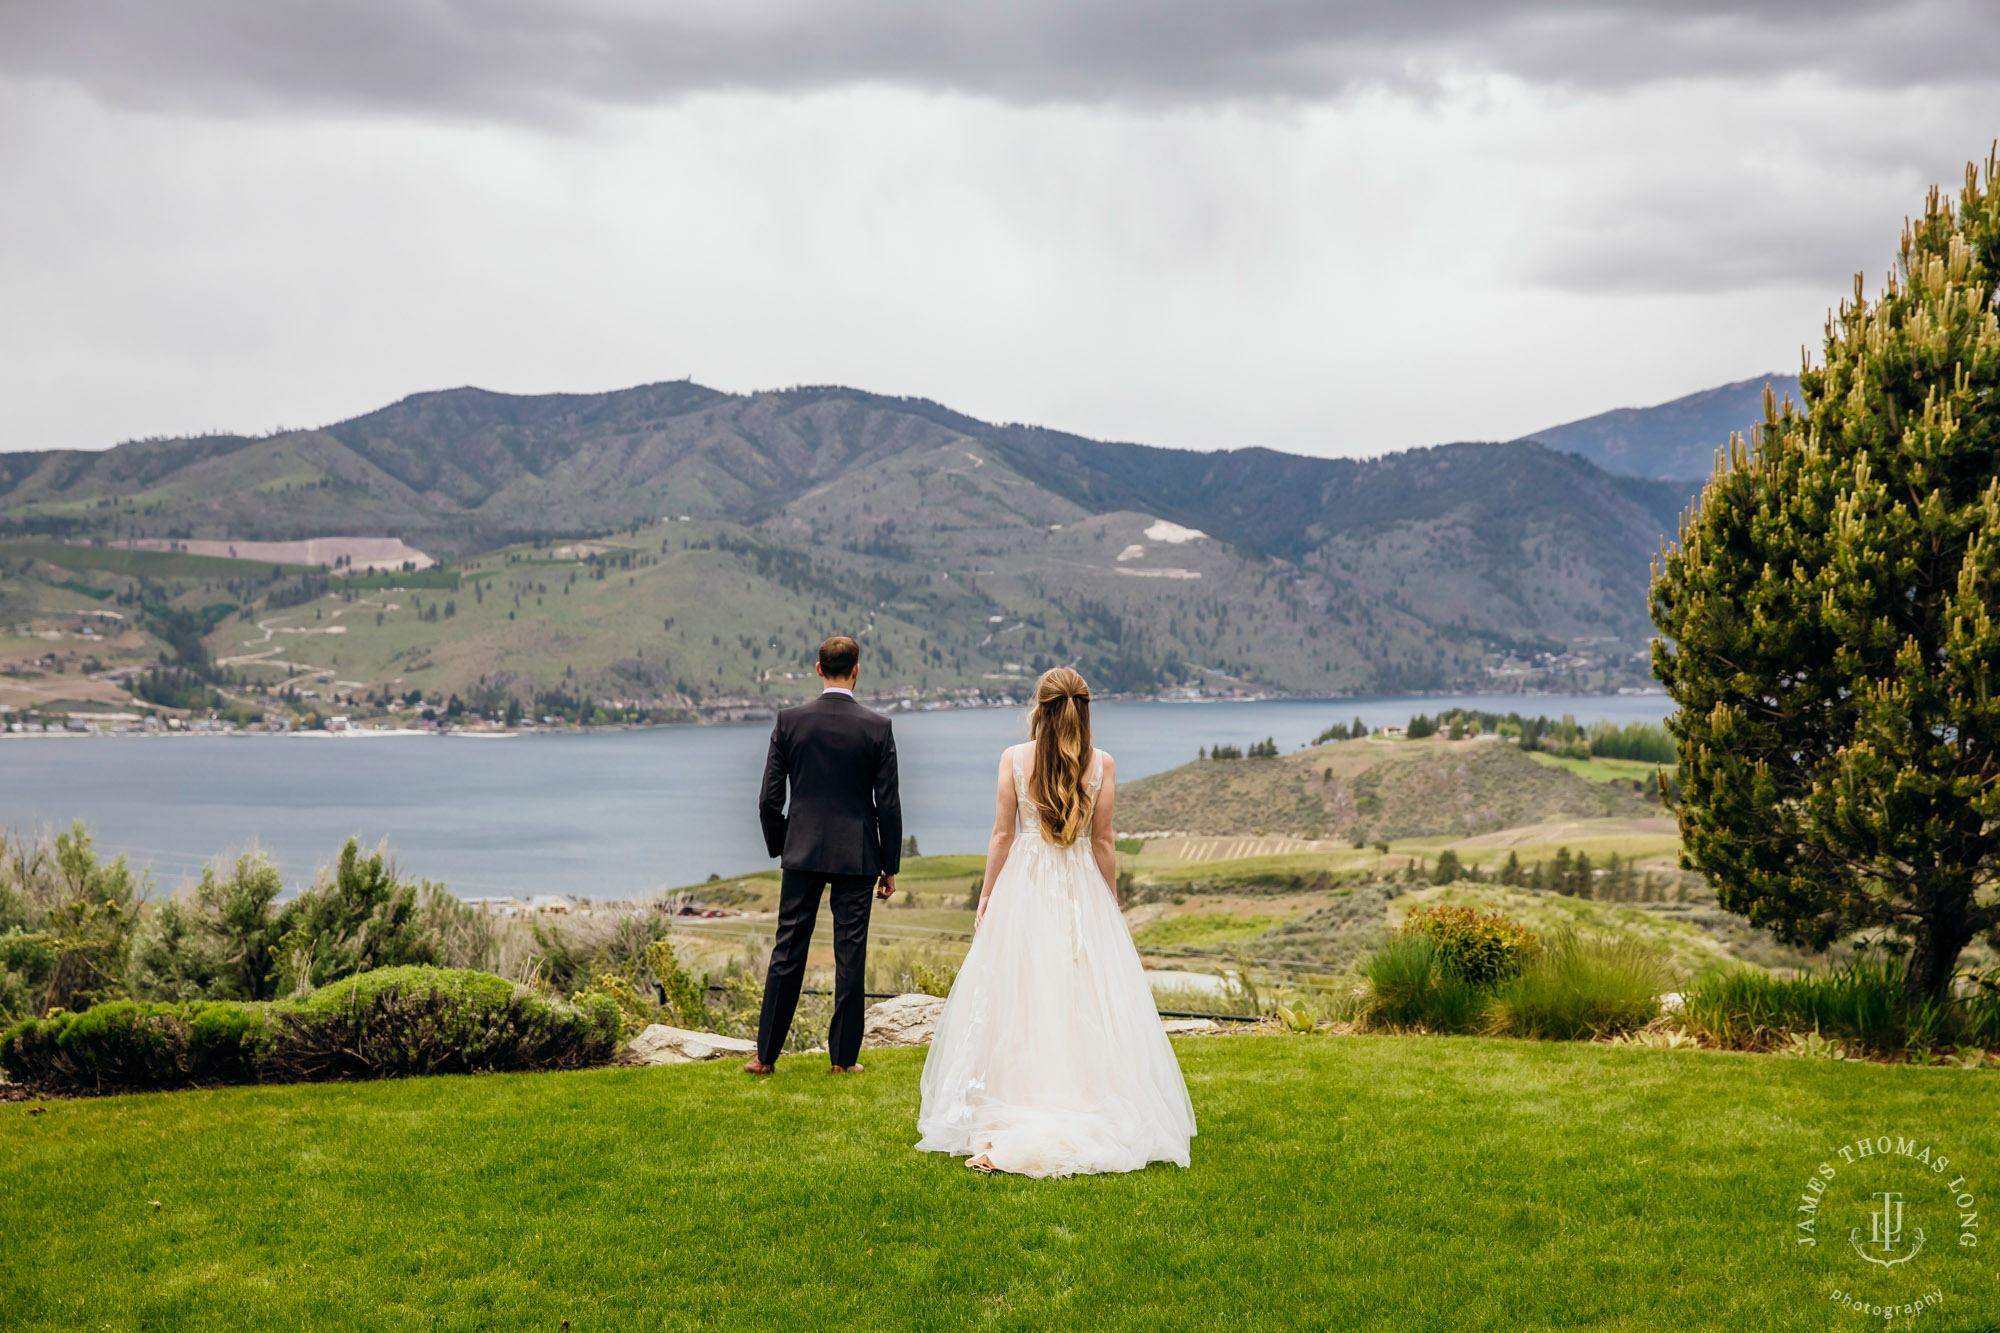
left=1026, top=667, right=1095, bottom=847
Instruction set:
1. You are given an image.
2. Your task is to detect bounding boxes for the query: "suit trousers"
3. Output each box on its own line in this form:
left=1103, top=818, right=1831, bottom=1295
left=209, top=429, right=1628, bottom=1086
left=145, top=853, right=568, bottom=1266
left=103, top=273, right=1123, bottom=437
left=755, top=869, right=875, bottom=1066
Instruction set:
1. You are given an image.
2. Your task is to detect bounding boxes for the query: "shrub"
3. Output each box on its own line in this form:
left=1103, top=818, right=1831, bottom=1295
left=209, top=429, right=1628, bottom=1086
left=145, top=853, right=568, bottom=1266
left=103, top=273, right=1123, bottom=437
left=0, top=966, right=620, bottom=1094
left=647, top=939, right=711, bottom=1028
left=527, top=908, right=670, bottom=997
left=1364, top=936, right=1485, bottom=1034
left=1965, top=976, right=2000, bottom=1050
left=1486, top=932, right=1669, bottom=1040
left=0, top=931, right=56, bottom=1023
left=911, top=960, right=959, bottom=998
left=0, top=823, right=143, bottom=1020
left=272, top=840, right=438, bottom=995
left=1, top=1000, right=273, bottom=1091
left=1399, top=905, right=1537, bottom=987
left=264, top=967, right=620, bottom=1082
left=130, top=850, right=286, bottom=1003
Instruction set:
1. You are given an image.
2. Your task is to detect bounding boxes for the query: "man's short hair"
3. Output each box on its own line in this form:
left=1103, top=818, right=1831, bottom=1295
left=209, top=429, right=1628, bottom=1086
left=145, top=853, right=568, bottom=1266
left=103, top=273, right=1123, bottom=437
left=819, top=636, right=861, bottom=679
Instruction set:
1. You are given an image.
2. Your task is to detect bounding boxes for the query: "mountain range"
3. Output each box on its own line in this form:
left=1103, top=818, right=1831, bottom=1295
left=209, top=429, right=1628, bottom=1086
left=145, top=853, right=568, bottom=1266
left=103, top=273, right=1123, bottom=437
left=0, top=375, right=1783, bottom=707
left=1515, top=373, right=1801, bottom=481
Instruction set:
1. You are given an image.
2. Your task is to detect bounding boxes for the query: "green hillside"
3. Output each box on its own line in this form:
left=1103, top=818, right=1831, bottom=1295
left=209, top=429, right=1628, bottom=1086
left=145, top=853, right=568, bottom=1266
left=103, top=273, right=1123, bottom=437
left=1115, top=734, right=1654, bottom=841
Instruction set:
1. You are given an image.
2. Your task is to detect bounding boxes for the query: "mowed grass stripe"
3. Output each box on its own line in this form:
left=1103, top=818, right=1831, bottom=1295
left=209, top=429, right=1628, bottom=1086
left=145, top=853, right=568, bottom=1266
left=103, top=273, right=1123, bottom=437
left=4, top=1037, right=1995, bottom=1331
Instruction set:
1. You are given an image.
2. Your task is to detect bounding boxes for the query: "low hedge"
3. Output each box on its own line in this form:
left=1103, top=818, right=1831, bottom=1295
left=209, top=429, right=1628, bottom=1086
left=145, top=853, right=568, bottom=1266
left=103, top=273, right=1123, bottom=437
left=0, top=966, right=621, bottom=1095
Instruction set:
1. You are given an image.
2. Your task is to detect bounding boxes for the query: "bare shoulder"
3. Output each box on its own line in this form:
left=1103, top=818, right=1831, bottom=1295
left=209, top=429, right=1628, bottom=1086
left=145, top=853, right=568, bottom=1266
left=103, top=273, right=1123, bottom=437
left=1096, top=749, right=1116, bottom=778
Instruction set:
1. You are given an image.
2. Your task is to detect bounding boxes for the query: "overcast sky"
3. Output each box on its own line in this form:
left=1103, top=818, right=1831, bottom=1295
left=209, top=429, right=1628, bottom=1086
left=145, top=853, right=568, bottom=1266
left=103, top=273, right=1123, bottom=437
left=3, top=1, right=1995, bottom=457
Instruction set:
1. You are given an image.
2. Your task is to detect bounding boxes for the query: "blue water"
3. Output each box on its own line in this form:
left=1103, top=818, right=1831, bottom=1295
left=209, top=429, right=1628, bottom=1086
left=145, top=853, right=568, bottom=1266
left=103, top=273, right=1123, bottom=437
left=0, top=695, right=1670, bottom=898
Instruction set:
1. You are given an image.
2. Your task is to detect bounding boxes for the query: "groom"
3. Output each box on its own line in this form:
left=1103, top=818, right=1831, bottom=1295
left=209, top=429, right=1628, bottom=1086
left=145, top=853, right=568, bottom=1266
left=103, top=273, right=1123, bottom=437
left=747, top=635, right=902, bottom=1075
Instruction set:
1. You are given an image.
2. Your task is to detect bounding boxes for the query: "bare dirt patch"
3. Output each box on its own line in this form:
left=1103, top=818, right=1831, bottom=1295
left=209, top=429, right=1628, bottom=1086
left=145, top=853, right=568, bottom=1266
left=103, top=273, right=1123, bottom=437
left=113, top=537, right=434, bottom=572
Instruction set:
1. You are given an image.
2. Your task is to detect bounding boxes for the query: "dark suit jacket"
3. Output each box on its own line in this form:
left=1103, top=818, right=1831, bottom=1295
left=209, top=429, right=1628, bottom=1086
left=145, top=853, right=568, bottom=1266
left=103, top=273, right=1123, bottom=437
left=758, top=692, right=902, bottom=879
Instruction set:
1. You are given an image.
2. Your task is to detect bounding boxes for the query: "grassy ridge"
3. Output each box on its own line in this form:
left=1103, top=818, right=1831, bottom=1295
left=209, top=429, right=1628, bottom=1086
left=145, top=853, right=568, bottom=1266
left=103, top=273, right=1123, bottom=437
left=4, top=1038, right=1995, bottom=1331
left=1115, top=737, right=1653, bottom=842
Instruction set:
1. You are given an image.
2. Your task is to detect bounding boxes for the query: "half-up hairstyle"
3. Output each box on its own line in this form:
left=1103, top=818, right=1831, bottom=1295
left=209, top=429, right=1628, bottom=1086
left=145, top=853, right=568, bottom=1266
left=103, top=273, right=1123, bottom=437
left=1027, top=667, right=1095, bottom=847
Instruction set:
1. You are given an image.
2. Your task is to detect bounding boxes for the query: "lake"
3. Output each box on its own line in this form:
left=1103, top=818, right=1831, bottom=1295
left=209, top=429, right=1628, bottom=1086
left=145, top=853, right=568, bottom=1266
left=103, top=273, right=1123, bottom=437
left=0, top=694, right=1671, bottom=898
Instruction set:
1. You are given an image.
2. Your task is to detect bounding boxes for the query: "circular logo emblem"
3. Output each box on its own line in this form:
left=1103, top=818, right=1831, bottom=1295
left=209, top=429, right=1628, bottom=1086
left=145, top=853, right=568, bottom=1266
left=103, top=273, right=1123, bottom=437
left=1793, top=1132, right=1981, bottom=1320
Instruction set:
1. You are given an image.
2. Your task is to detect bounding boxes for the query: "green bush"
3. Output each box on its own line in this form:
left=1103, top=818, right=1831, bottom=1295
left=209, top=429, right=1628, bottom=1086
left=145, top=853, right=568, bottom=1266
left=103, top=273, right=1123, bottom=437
left=0, top=930, right=56, bottom=1022
left=1486, top=931, right=1669, bottom=1040
left=264, top=967, right=620, bottom=1082
left=1364, top=936, right=1485, bottom=1034
left=273, top=840, right=439, bottom=994
left=0, top=999, right=273, bottom=1090
left=1400, top=905, right=1537, bottom=987
left=1965, top=977, right=2000, bottom=1050
left=0, top=823, right=143, bottom=1021
left=0, top=966, right=620, bottom=1094
left=911, top=960, right=959, bottom=998
left=131, top=850, right=287, bottom=1003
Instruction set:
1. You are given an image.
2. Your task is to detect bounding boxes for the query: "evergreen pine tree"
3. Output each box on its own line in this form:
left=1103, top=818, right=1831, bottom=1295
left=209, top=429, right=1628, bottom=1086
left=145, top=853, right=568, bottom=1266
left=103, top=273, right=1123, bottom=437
left=1652, top=154, right=2000, bottom=1001
left=1549, top=847, right=1573, bottom=895
left=1572, top=851, right=1595, bottom=899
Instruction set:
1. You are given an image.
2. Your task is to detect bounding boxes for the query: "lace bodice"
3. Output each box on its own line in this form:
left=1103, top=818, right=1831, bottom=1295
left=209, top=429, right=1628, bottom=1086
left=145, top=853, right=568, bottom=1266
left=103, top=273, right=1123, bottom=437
left=1011, top=744, right=1106, bottom=843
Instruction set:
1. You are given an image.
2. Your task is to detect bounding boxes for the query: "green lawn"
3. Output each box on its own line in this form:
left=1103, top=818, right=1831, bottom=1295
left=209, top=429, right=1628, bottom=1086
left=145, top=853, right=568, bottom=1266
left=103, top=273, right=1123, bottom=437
left=5, top=1040, right=1997, bottom=1332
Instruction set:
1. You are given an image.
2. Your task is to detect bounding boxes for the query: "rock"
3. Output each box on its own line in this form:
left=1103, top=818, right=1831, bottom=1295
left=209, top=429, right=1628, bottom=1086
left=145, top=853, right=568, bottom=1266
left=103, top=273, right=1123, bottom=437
left=627, top=1024, right=758, bottom=1066
left=1162, top=1018, right=1218, bottom=1035
left=862, top=993, right=948, bottom=1048
left=1658, top=992, right=1686, bottom=1015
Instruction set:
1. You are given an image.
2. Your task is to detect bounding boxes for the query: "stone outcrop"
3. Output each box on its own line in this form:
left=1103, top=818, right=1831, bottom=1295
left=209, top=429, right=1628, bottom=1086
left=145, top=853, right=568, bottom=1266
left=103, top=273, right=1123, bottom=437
left=627, top=1024, right=758, bottom=1066
left=862, top=993, right=948, bottom=1048
left=853, top=994, right=1233, bottom=1050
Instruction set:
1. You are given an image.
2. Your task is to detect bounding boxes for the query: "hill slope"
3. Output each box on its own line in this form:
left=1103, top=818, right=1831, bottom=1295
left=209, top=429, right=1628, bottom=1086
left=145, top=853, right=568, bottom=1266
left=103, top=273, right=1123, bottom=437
left=0, top=380, right=1714, bottom=710
left=1116, top=735, right=1654, bottom=841
left=1515, top=374, right=1802, bottom=481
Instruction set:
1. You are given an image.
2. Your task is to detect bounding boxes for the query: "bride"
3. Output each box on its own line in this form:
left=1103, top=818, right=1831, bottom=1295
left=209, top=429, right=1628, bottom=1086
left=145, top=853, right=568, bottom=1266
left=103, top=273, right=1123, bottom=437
left=916, top=667, right=1196, bottom=1177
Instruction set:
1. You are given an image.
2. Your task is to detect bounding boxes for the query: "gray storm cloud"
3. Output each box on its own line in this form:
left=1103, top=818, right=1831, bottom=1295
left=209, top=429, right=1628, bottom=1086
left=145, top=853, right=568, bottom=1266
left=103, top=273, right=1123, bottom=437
left=3, top=1, right=1995, bottom=118
left=0, top=0, right=1993, bottom=454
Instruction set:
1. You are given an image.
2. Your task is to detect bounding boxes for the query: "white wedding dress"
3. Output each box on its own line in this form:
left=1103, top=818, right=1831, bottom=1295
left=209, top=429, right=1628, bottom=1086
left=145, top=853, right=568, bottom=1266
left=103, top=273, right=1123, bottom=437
left=916, top=745, right=1196, bottom=1177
